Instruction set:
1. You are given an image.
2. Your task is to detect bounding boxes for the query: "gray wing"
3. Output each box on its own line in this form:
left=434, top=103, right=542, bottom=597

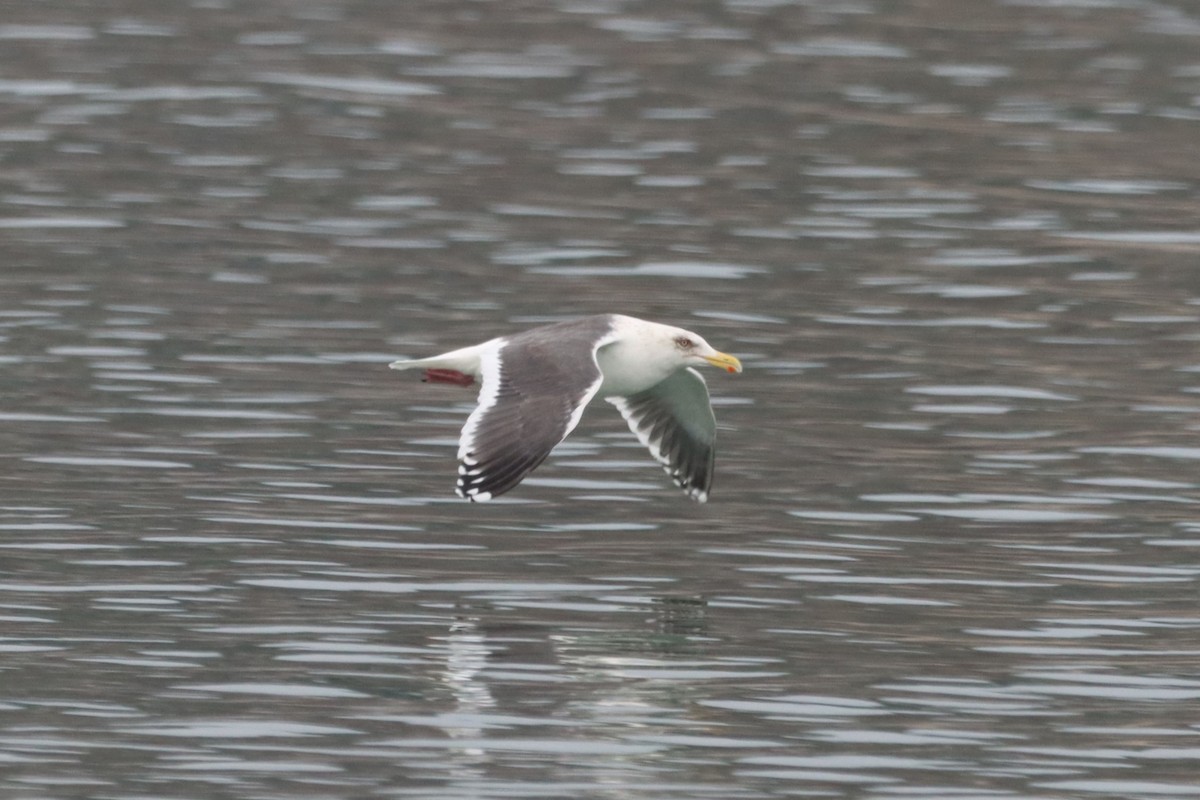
left=607, top=367, right=716, bottom=502
left=456, top=335, right=609, bottom=501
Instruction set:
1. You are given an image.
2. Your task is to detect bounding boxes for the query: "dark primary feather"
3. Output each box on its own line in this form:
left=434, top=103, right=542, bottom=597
left=457, top=317, right=614, bottom=500
left=607, top=368, right=716, bottom=501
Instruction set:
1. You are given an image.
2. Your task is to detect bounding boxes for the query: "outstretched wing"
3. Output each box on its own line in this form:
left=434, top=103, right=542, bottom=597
left=607, top=367, right=716, bottom=502
left=456, top=332, right=612, bottom=501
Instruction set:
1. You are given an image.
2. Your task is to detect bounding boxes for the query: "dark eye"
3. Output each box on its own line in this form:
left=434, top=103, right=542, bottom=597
left=674, top=336, right=695, bottom=349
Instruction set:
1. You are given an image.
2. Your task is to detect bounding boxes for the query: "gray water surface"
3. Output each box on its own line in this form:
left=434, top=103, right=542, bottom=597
left=4, top=1, right=1200, bottom=798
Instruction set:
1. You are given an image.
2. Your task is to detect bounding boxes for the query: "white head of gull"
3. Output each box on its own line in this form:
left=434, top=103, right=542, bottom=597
left=389, top=314, right=743, bottom=502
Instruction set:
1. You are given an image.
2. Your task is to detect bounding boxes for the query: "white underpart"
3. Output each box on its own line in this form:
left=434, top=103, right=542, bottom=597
left=596, top=316, right=694, bottom=397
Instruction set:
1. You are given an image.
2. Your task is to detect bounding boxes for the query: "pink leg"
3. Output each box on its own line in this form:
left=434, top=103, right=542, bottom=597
left=422, top=368, right=475, bottom=387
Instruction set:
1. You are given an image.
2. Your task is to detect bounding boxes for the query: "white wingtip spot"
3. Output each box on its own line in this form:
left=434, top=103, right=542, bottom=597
left=457, top=479, right=493, bottom=502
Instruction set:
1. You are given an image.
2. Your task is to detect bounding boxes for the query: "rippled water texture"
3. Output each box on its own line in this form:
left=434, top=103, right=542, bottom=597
left=4, top=1, right=1200, bottom=797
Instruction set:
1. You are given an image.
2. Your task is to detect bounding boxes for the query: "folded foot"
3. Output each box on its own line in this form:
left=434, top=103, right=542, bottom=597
left=422, top=368, right=475, bottom=387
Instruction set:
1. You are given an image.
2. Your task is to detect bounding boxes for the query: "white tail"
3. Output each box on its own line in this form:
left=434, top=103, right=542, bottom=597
left=387, top=341, right=493, bottom=376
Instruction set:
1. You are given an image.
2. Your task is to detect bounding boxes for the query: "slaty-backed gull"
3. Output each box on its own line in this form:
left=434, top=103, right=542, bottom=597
left=389, top=314, right=742, bottom=502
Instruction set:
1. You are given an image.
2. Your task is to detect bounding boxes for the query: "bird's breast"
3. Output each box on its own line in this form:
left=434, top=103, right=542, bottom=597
left=595, top=340, right=674, bottom=398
